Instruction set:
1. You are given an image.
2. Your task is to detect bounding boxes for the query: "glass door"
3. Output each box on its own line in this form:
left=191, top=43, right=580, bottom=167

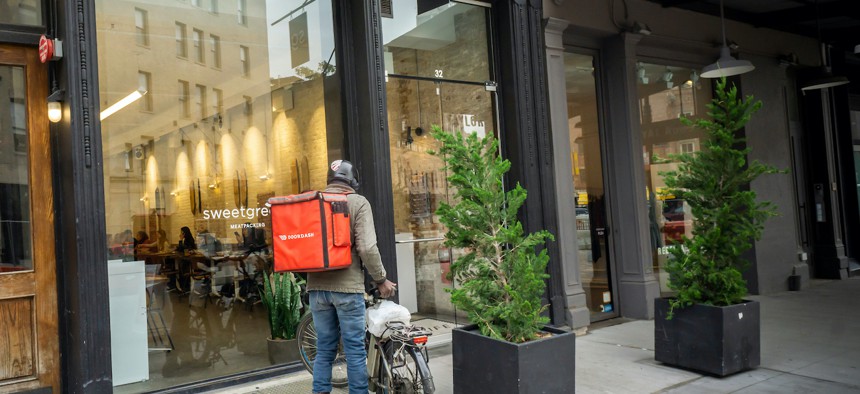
left=563, top=52, right=617, bottom=321
left=386, top=77, right=495, bottom=325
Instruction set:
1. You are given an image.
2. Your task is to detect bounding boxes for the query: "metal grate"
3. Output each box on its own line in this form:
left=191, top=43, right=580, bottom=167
left=381, top=0, right=393, bottom=18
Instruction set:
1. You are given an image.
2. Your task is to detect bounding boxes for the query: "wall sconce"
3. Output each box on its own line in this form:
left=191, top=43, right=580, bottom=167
left=208, top=176, right=221, bottom=189
left=47, top=88, right=64, bottom=123
left=663, top=68, right=674, bottom=89
left=624, top=21, right=651, bottom=36
left=687, top=70, right=701, bottom=89
left=271, top=87, right=293, bottom=112
left=259, top=173, right=271, bottom=180
left=170, top=190, right=179, bottom=196
left=637, top=62, right=649, bottom=84
left=140, top=195, right=148, bottom=202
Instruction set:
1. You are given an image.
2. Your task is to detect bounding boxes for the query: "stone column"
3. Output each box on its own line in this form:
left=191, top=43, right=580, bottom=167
left=602, top=33, right=661, bottom=319
left=543, top=17, right=590, bottom=329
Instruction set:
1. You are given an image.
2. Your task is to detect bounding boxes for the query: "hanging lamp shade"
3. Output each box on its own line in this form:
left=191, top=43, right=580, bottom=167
left=700, top=0, right=754, bottom=79
left=801, top=1, right=849, bottom=91
left=701, top=46, right=755, bottom=78
left=801, top=66, right=849, bottom=91
left=800, top=44, right=850, bottom=91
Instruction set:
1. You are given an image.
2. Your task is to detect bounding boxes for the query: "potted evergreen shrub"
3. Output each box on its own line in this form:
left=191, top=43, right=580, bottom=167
left=431, top=126, right=576, bottom=394
left=654, top=77, right=780, bottom=376
left=260, top=271, right=304, bottom=364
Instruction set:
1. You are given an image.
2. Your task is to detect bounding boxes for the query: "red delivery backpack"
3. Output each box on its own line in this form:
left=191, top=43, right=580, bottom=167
left=268, top=191, right=352, bottom=272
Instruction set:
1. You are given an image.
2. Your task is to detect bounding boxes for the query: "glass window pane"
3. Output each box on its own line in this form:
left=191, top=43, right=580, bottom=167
left=636, top=62, right=712, bottom=297
left=195, top=84, right=207, bottom=118
left=138, top=71, right=153, bottom=111
left=175, top=22, right=187, bottom=58
left=237, top=0, right=246, bottom=25
left=135, top=10, right=144, bottom=27
left=382, top=1, right=494, bottom=328
left=240, top=45, right=249, bottom=76
left=193, top=29, right=204, bottom=63
left=563, top=52, right=615, bottom=319
left=382, top=2, right=490, bottom=82
left=0, top=65, right=33, bottom=273
left=96, top=0, right=344, bottom=390
left=135, top=8, right=149, bottom=46
left=210, top=34, right=222, bottom=68
left=0, top=0, right=43, bottom=26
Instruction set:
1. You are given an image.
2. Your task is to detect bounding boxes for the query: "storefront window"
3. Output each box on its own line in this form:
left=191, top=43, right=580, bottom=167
left=0, top=0, right=42, bottom=26
left=382, top=1, right=493, bottom=332
left=97, top=0, right=342, bottom=391
left=636, top=62, right=712, bottom=296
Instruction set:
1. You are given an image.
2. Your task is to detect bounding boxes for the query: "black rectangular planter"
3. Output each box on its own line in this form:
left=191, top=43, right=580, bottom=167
left=654, top=298, right=760, bottom=376
left=453, top=324, right=576, bottom=394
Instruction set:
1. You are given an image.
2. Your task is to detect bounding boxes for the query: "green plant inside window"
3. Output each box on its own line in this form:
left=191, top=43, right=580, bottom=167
left=260, top=271, right=304, bottom=340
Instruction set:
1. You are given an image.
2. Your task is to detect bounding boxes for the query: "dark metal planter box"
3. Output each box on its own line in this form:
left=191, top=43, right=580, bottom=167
left=654, top=298, right=760, bottom=377
left=453, top=324, right=576, bottom=394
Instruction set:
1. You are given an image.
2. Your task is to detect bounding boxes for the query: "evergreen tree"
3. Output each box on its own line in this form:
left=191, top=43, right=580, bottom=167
left=662, top=77, right=781, bottom=316
left=431, top=125, right=554, bottom=343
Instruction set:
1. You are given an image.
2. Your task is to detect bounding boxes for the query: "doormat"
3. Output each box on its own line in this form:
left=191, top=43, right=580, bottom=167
left=410, top=318, right=461, bottom=347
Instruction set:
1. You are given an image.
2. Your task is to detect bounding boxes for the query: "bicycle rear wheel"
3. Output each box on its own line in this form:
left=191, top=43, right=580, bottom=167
left=296, top=312, right=348, bottom=388
left=376, top=342, right=435, bottom=394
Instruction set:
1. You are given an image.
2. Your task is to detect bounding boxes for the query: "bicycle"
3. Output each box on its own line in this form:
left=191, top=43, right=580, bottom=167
left=296, top=289, right=436, bottom=394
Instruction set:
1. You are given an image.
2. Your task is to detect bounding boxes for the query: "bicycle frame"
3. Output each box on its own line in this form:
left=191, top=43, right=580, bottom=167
left=367, top=320, right=435, bottom=393
left=297, top=291, right=435, bottom=393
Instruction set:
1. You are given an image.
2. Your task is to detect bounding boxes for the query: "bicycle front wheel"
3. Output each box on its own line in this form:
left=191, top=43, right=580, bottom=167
left=296, top=312, right=348, bottom=388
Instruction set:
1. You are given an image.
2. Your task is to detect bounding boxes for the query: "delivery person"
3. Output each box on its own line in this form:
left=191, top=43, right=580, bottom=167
left=309, top=159, right=397, bottom=394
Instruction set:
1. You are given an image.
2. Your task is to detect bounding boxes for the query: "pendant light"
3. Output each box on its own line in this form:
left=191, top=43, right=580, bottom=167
left=700, top=0, right=754, bottom=78
left=800, top=0, right=849, bottom=91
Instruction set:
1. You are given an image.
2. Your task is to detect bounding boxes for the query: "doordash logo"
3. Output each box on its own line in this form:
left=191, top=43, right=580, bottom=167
left=279, top=232, right=314, bottom=240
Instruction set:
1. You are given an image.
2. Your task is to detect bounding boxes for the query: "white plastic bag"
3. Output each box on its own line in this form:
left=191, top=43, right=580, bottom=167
left=366, top=300, right=411, bottom=338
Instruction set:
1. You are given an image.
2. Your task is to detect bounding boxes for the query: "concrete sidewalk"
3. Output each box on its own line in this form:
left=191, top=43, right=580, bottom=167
left=209, top=277, right=860, bottom=393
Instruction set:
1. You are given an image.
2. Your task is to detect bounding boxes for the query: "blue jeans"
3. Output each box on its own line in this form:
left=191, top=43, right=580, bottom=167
left=310, top=291, right=368, bottom=394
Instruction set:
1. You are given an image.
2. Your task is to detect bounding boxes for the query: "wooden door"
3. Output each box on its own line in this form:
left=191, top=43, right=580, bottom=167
left=0, top=44, right=59, bottom=393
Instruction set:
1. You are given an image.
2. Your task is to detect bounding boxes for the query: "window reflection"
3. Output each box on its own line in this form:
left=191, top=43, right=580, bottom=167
left=0, top=0, right=42, bottom=26
left=383, top=1, right=492, bottom=329
left=98, top=0, right=342, bottom=390
left=135, top=8, right=149, bottom=46
left=636, top=62, right=711, bottom=296
left=175, top=22, right=188, bottom=58
left=563, top=52, right=613, bottom=319
left=382, top=2, right=489, bottom=83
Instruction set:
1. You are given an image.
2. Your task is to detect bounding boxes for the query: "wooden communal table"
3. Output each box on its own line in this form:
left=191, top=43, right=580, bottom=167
left=137, top=251, right=182, bottom=290
left=210, top=250, right=272, bottom=304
